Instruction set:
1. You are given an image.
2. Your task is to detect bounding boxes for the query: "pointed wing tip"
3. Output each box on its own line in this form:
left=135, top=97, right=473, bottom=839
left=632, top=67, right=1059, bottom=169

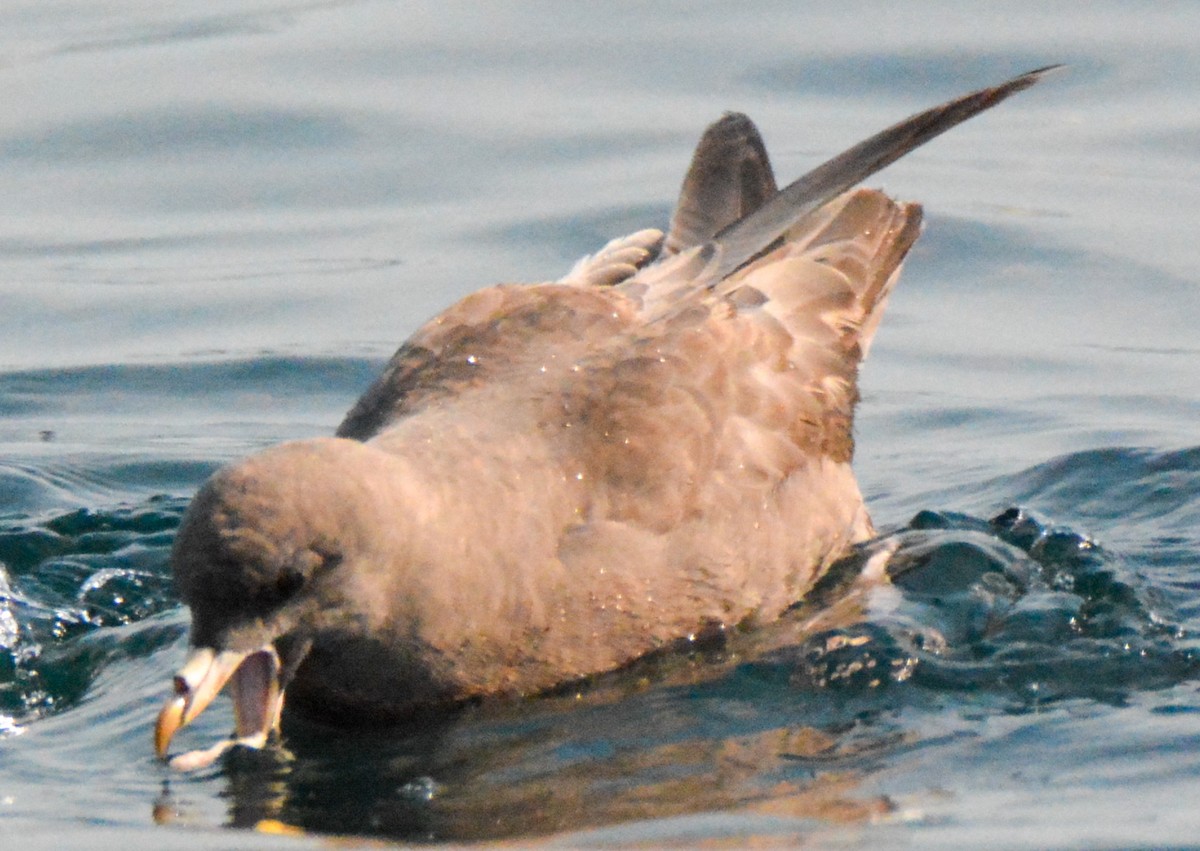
left=1022, top=63, right=1067, bottom=79
left=960, top=65, right=1063, bottom=118
left=999, top=64, right=1066, bottom=96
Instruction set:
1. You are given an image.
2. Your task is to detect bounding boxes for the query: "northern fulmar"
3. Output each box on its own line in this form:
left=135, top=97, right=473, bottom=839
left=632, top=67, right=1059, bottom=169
left=156, top=67, right=1055, bottom=769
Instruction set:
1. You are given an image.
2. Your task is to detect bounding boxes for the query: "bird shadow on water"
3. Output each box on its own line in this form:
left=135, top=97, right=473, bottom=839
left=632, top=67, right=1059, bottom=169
left=148, top=503, right=1200, bottom=844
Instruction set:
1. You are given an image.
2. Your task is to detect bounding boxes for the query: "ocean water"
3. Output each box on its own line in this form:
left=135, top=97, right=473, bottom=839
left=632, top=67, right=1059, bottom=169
left=2, top=1, right=1199, bottom=848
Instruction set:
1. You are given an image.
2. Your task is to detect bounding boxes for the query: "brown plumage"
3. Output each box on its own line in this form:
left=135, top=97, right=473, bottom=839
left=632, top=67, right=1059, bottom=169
left=155, top=68, right=1055, bottom=769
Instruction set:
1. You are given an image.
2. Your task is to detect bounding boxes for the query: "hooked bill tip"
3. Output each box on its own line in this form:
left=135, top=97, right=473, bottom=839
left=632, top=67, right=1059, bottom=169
left=154, top=694, right=187, bottom=759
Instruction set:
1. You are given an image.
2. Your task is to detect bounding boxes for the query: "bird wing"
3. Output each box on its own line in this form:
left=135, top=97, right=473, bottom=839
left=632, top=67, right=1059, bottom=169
left=338, top=67, right=1055, bottom=443
left=561, top=188, right=921, bottom=536
left=663, top=111, right=778, bottom=255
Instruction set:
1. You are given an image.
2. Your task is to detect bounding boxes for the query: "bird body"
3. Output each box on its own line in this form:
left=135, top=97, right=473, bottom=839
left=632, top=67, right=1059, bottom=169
left=156, top=68, right=1054, bottom=768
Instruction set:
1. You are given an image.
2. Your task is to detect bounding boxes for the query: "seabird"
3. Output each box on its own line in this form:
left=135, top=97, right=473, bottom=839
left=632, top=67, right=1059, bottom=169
left=155, top=67, right=1054, bottom=770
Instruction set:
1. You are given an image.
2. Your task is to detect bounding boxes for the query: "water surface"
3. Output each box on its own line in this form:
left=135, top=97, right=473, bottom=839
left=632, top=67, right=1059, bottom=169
left=2, top=2, right=1199, bottom=848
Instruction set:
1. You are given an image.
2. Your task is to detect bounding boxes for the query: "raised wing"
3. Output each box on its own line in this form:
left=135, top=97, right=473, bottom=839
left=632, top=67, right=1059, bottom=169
left=706, top=65, right=1056, bottom=282
left=663, top=112, right=778, bottom=256
left=560, top=188, right=921, bottom=536
left=337, top=68, right=1054, bottom=443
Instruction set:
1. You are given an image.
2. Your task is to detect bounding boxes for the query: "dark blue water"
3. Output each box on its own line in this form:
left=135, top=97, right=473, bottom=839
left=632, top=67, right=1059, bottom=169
left=3, top=2, right=1199, bottom=848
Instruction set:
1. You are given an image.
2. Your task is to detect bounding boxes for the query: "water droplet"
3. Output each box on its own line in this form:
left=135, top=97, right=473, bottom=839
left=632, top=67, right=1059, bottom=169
left=398, top=776, right=440, bottom=801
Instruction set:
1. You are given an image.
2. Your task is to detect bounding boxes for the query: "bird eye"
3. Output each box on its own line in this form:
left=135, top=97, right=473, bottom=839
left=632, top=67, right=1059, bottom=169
left=275, top=568, right=305, bottom=598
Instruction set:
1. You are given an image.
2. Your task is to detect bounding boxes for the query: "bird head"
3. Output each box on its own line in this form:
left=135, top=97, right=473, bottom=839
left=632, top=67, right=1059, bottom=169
left=154, top=438, right=390, bottom=768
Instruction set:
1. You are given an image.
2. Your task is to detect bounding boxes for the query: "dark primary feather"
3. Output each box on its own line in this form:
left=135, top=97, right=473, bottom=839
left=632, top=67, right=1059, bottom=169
left=710, top=65, right=1060, bottom=281
left=337, top=68, right=1057, bottom=445
left=664, top=112, right=778, bottom=255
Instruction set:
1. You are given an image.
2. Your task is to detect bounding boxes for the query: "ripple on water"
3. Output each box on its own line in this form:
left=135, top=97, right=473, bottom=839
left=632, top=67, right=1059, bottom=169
left=769, top=507, right=1197, bottom=709
left=0, top=498, right=186, bottom=729
left=997, top=446, right=1200, bottom=520
left=2, top=492, right=1199, bottom=843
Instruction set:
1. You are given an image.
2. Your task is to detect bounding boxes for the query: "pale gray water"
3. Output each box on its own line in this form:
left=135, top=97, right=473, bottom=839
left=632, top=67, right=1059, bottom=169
left=2, top=2, right=1199, bottom=848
